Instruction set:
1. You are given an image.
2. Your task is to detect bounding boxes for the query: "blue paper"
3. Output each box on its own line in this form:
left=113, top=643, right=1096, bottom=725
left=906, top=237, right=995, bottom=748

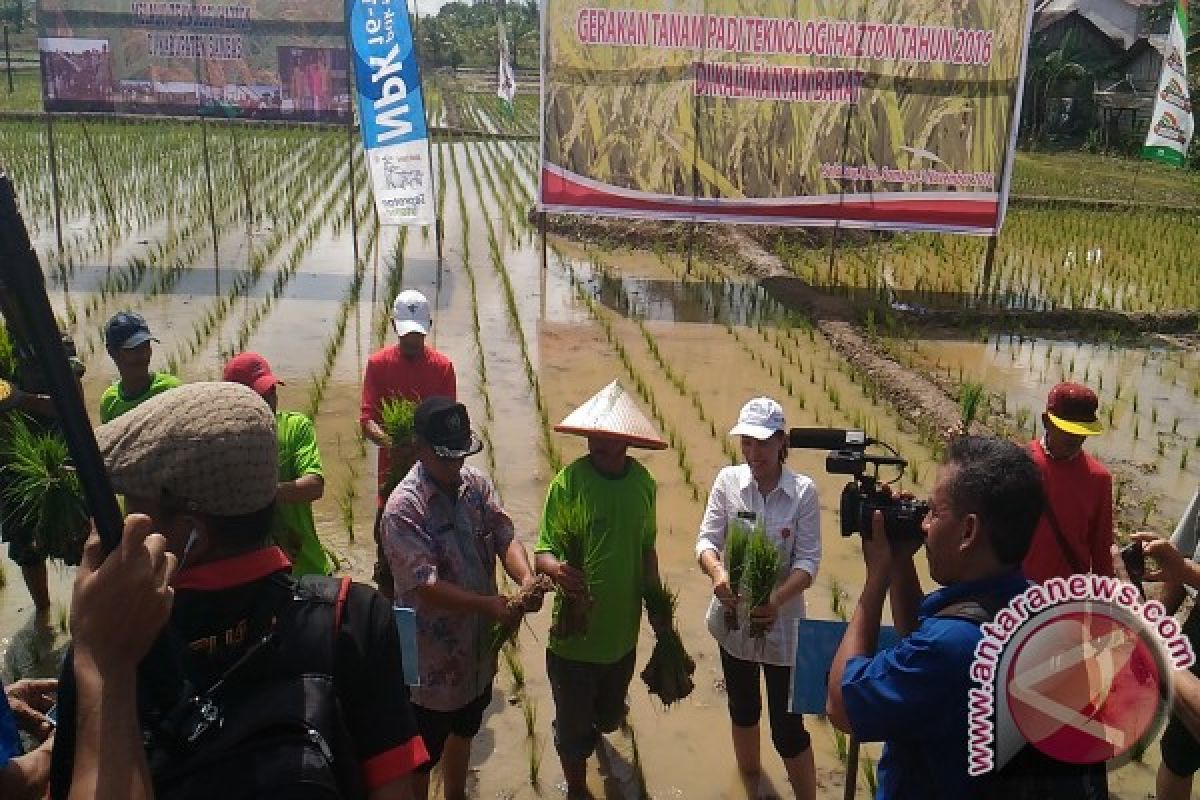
left=789, top=620, right=900, bottom=714
left=392, top=606, right=420, bottom=687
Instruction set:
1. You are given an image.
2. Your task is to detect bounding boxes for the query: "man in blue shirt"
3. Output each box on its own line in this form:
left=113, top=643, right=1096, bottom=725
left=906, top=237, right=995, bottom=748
left=826, top=437, right=1044, bottom=799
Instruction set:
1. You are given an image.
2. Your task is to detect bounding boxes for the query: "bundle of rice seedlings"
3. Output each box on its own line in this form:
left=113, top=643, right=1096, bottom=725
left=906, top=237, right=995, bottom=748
left=548, top=498, right=594, bottom=640
left=379, top=396, right=417, bottom=445
left=722, top=520, right=752, bottom=631
left=640, top=581, right=696, bottom=707
left=488, top=574, right=556, bottom=655
left=744, top=529, right=782, bottom=638
left=379, top=396, right=418, bottom=493
left=0, top=415, right=89, bottom=564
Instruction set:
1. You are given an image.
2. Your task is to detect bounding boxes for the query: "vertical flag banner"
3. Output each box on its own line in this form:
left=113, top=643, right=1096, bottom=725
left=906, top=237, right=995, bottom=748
left=348, top=0, right=435, bottom=226
left=497, top=4, right=517, bottom=110
left=37, top=0, right=350, bottom=121
left=1142, top=0, right=1193, bottom=167
left=539, top=0, right=1038, bottom=235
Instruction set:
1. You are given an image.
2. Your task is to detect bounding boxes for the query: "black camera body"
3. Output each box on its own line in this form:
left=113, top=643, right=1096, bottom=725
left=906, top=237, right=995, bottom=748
left=839, top=479, right=929, bottom=542
left=789, top=428, right=929, bottom=544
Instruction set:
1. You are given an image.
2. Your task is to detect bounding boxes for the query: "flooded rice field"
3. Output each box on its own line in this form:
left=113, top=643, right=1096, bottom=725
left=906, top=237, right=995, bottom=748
left=894, top=335, right=1200, bottom=528
left=1, top=93, right=1189, bottom=798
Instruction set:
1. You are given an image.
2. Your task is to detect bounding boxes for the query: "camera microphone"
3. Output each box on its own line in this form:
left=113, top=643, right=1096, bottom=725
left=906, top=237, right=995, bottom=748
left=788, top=428, right=875, bottom=450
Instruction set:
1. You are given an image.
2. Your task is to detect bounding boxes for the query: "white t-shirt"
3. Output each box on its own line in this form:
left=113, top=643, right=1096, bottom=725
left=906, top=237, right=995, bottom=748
left=695, top=464, right=821, bottom=666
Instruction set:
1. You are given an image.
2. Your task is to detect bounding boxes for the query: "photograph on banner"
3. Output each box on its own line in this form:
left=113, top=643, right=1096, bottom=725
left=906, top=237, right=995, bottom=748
left=38, top=0, right=351, bottom=121
left=540, top=0, right=1037, bottom=234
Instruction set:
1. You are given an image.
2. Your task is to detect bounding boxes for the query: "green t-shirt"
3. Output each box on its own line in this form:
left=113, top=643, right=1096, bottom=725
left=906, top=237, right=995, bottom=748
left=273, top=410, right=331, bottom=577
left=535, top=455, right=657, bottom=664
left=99, top=372, right=181, bottom=423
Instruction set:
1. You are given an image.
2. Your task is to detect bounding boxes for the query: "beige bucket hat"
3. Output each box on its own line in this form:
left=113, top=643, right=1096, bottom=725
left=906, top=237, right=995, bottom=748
left=96, top=382, right=278, bottom=516
left=554, top=380, right=667, bottom=450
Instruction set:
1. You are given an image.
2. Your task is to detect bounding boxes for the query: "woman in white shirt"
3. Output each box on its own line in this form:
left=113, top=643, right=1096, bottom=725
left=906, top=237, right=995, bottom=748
left=696, top=397, right=820, bottom=799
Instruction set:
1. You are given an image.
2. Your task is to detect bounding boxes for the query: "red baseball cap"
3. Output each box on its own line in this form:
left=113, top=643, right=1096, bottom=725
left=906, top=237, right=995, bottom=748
left=223, top=352, right=283, bottom=397
left=1045, top=382, right=1102, bottom=436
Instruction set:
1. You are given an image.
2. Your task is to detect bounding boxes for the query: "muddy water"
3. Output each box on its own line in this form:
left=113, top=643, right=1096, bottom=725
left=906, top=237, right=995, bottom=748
left=1, top=124, right=1167, bottom=799
left=903, top=335, right=1200, bottom=525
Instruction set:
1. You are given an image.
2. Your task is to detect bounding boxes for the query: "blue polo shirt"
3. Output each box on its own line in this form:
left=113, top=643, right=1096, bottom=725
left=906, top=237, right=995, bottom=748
left=1, top=680, right=21, bottom=767
left=841, top=570, right=1029, bottom=800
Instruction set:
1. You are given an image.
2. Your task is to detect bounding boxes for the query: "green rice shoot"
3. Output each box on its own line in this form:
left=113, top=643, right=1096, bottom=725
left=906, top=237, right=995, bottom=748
left=724, top=520, right=752, bottom=595
left=379, top=396, right=418, bottom=445
left=0, top=414, right=89, bottom=562
left=743, top=526, right=782, bottom=637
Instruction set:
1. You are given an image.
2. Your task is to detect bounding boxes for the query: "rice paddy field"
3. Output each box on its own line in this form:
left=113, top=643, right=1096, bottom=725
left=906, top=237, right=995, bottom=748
left=1, top=73, right=1197, bottom=798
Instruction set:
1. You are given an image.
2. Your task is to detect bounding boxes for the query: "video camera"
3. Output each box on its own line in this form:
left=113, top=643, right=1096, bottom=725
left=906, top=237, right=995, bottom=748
left=788, top=428, right=929, bottom=543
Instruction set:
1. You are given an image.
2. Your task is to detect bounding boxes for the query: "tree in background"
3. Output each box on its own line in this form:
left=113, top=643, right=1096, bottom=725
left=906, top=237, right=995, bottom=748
left=415, top=0, right=537, bottom=71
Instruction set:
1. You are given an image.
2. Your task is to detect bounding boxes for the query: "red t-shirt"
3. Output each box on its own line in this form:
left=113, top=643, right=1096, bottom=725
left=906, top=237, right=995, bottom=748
left=360, top=344, right=456, bottom=503
left=1023, top=439, right=1115, bottom=582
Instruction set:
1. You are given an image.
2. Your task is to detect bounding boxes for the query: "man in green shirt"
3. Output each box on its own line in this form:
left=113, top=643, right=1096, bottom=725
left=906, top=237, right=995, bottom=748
left=224, top=351, right=332, bottom=576
left=99, top=311, right=180, bottom=423
left=535, top=381, right=666, bottom=799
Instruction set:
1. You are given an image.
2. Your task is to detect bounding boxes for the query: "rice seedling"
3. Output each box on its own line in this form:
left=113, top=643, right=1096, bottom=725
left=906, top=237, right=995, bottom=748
left=640, top=581, right=696, bottom=707
left=723, top=520, right=752, bottom=631
left=744, top=527, right=782, bottom=638
left=522, top=696, right=538, bottom=739
left=547, top=497, right=594, bottom=640
left=833, top=728, right=849, bottom=765
left=502, top=642, right=525, bottom=694
left=863, top=753, right=879, bottom=796
left=528, top=732, right=542, bottom=787
left=830, top=577, right=849, bottom=622
left=0, top=416, right=89, bottom=563
left=958, top=381, right=986, bottom=428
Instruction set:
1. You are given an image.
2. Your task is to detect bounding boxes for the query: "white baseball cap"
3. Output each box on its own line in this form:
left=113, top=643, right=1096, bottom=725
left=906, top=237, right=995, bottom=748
left=392, top=290, right=432, bottom=336
left=729, top=397, right=786, bottom=440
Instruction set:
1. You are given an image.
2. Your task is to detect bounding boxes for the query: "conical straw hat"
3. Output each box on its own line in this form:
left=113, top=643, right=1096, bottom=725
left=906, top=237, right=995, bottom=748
left=554, top=380, right=668, bottom=450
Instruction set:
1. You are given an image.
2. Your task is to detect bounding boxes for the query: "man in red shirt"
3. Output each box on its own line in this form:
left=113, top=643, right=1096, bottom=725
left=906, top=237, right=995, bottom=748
left=1024, top=382, right=1114, bottom=582
left=361, top=289, right=456, bottom=599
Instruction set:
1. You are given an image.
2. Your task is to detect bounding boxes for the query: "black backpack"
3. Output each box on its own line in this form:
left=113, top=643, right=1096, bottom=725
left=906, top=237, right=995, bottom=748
left=139, top=574, right=366, bottom=800
left=936, top=597, right=1109, bottom=800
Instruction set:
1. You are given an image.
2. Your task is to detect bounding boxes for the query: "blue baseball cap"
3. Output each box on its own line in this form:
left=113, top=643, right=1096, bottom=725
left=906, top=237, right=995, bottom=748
left=104, top=311, right=157, bottom=350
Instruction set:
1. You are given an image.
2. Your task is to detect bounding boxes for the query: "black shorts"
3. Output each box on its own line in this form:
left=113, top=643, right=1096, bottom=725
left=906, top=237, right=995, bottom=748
left=545, top=649, right=636, bottom=760
left=412, top=690, right=492, bottom=772
left=719, top=646, right=811, bottom=758
left=1160, top=606, right=1200, bottom=777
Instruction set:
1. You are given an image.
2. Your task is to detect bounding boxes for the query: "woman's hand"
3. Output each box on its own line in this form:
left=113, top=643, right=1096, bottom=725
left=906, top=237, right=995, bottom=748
left=710, top=564, right=738, bottom=610
left=749, top=594, right=780, bottom=629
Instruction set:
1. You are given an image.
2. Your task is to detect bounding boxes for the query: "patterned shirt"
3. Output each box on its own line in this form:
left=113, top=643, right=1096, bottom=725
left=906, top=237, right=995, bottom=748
left=382, top=462, right=515, bottom=711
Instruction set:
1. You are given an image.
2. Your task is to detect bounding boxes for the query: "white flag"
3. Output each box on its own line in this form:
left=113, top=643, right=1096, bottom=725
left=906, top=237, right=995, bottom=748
left=1142, top=1, right=1193, bottom=167
left=496, top=6, right=516, bottom=108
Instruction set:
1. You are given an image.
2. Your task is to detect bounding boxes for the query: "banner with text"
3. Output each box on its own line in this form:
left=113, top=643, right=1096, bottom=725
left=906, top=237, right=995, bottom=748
left=348, top=0, right=435, bottom=226
left=539, top=1, right=1037, bottom=234
left=37, top=0, right=350, bottom=121
left=1141, top=0, right=1193, bottom=168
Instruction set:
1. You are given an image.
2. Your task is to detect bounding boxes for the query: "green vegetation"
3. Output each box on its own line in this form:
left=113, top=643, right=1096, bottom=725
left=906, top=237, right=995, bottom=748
left=547, top=497, right=594, bottom=640
left=0, top=71, right=41, bottom=114
left=640, top=581, right=696, bottom=707
left=380, top=396, right=418, bottom=447
left=744, top=527, right=782, bottom=638
left=0, top=414, right=88, bottom=563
